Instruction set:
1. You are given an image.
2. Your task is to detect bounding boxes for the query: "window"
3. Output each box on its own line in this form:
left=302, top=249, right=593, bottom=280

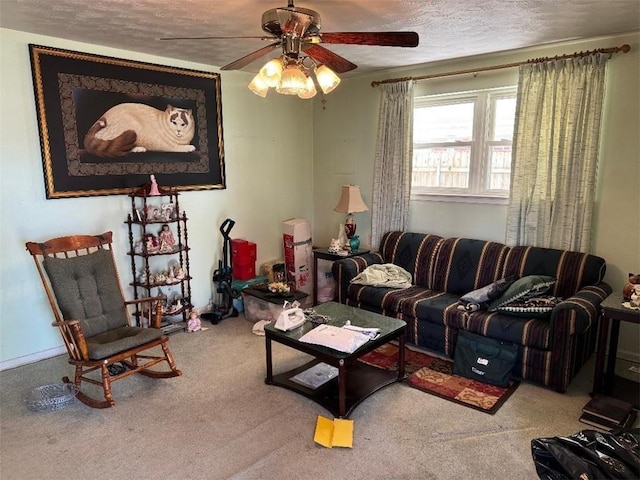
left=412, top=87, right=517, bottom=201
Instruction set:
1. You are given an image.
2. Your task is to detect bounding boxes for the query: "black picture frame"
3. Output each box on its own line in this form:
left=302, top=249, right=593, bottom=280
left=29, top=44, right=225, bottom=199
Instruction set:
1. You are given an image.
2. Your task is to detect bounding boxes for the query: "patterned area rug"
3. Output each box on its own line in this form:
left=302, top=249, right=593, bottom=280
left=359, top=344, right=519, bottom=414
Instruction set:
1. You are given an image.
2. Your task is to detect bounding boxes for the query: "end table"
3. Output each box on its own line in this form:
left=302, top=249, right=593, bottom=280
left=592, top=292, right=640, bottom=408
left=312, top=247, right=370, bottom=306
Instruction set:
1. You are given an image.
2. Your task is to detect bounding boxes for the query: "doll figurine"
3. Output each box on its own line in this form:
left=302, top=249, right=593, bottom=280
left=158, top=224, right=176, bottom=249
left=187, top=311, right=202, bottom=332
left=144, top=233, right=159, bottom=253
left=149, top=174, right=160, bottom=196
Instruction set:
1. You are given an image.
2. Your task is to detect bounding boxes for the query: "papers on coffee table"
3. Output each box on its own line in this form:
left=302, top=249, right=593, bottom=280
left=298, top=324, right=372, bottom=353
left=343, top=324, right=380, bottom=339
left=290, top=362, right=338, bottom=389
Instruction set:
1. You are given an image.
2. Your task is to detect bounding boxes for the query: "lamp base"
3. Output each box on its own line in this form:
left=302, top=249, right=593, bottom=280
left=344, top=214, right=356, bottom=239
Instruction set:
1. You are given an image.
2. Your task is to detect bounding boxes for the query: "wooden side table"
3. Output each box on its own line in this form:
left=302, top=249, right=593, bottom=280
left=592, top=292, right=640, bottom=408
left=312, top=247, right=370, bottom=306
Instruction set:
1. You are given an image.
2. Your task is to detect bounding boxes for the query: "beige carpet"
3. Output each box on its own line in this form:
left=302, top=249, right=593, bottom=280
left=1, top=314, right=636, bottom=480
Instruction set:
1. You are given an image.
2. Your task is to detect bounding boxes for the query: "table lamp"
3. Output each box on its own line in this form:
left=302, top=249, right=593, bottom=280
left=333, top=185, right=369, bottom=239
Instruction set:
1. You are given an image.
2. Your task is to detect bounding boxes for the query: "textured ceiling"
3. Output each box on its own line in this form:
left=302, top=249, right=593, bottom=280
left=1, top=0, right=639, bottom=75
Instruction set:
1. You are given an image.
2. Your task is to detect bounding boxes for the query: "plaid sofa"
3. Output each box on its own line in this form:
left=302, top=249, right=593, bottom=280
left=332, top=231, right=611, bottom=392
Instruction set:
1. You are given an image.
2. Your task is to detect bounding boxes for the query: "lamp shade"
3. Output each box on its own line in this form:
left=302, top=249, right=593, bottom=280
left=333, top=185, right=369, bottom=214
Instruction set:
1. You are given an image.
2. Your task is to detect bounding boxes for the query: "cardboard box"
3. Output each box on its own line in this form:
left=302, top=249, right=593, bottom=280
left=282, top=218, right=313, bottom=299
left=233, top=263, right=255, bottom=280
left=231, top=239, right=257, bottom=266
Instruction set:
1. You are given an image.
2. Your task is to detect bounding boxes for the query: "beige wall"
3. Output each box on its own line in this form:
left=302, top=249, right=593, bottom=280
left=0, top=28, right=314, bottom=366
left=2, top=27, right=638, bottom=366
left=313, top=32, right=640, bottom=361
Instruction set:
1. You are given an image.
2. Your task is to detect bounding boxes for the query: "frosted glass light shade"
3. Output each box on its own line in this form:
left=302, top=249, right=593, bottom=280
left=259, top=58, right=283, bottom=87
left=316, top=65, right=341, bottom=94
left=297, top=75, right=317, bottom=99
left=248, top=74, right=269, bottom=97
left=276, top=65, right=307, bottom=95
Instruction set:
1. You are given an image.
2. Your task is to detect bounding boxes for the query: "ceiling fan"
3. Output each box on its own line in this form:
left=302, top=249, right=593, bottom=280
left=162, top=0, right=419, bottom=73
left=161, top=1, right=419, bottom=98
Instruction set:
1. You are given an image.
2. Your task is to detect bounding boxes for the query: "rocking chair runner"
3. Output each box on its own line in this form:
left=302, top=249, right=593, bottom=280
left=26, top=231, right=182, bottom=408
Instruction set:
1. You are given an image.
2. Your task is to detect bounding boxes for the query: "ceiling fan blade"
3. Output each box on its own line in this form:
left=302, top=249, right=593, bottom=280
left=159, top=35, right=274, bottom=41
left=276, top=7, right=313, bottom=37
left=302, top=44, right=357, bottom=74
left=319, top=32, right=419, bottom=47
left=221, top=42, right=281, bottom=70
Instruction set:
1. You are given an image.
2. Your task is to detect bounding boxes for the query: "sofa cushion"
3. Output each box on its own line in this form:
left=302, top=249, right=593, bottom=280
left=346, top=284, right=440, bottom=317
left=501, top=246, right=606, bottom=299
left=378, top=232, right=444, bottom=289
left=488, top=275, right=556, bottom=311
left=458, top=275, right=517, bottom=310
left=431, top=238, right=510, bottom=294
left=466, top=311, right=552, bottom=350
left=497, top=295, right=563, bottom=318
left=407, top=292, right=468, bottom=329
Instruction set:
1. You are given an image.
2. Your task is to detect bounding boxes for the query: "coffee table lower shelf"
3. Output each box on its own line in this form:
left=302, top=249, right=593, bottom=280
left=266, top=358, right=401, bottom=418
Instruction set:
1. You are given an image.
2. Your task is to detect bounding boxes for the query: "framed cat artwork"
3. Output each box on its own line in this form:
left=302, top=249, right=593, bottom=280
left=28, top=44, right=226, bottom=199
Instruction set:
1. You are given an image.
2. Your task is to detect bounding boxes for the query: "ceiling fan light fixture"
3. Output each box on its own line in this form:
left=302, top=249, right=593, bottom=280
left=315, top=64, right=340, bottom=94
left=248, top=73, right=269, bottom=97
left=275, top=63, right=308, bottom=95
left=297, top=75, right=317, bottom=99
left=258, top=58, right=283, bottom=87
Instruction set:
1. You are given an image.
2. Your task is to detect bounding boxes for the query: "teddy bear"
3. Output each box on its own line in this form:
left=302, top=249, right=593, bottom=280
left=622, top=273, right=640, bottom=301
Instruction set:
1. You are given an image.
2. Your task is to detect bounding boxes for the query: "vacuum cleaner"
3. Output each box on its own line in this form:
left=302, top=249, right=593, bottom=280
left=205, top=218, right=241, bottom=324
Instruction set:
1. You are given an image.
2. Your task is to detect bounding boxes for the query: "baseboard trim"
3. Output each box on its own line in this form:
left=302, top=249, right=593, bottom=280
left=0, top=345, right=66, bottom=372
left=616, top=347, right=640, bottom=365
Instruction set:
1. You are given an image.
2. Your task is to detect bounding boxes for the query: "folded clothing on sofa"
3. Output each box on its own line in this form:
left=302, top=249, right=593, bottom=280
left=350, top=264, right=412, bottom=289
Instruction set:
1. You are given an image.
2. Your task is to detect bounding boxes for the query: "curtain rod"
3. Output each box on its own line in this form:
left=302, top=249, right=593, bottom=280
left=371, top=44, right=631, bottom=87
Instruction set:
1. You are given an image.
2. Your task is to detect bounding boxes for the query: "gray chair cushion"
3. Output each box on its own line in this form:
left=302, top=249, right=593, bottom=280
left=86, top=326, right=164, bottom=360
left=43, top=249, right=128, bottom=337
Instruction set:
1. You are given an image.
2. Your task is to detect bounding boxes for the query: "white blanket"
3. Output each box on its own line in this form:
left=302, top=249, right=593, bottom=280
left=350, top=264, right=412, bottom=289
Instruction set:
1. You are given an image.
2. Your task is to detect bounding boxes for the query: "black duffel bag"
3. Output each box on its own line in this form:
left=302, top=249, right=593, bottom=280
left=531, top=428, right=640, bottom=479
left=453, top=330, right=517, bottom=387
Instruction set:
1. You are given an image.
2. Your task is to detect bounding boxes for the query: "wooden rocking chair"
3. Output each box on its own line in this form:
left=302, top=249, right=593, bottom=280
left=26, top=231, right=182, bottom=408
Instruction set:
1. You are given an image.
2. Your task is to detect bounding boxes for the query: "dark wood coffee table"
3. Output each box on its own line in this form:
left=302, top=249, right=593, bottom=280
left=264, top=302, right=406, bottom=418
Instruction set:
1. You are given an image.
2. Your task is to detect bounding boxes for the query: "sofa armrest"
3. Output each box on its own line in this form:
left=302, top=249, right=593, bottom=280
left=550, top=283, right=612, bottom=340
left=332, top=252, right=384, bottom=304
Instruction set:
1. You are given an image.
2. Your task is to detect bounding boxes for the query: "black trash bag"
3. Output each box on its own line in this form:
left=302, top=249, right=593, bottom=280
left=531, top=428, right=640, bottom=479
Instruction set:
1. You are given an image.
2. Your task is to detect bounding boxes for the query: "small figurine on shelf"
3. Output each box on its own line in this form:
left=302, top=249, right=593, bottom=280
left=136, top=268, right=149, bottom=284
left=149, top=174, right=160, bottom=196
left=328, top=238, right=342, bottom=254
left=145, top=205, right=161, bottom=222
left=144, top=233, right=159, bottom=253
left=166, top=297, right=182, bottom=314
left=161, top=203, right=176, bottom=221
left=158, top=224, right=176, bottom=252
left=175, top=266, right=186, bottom=280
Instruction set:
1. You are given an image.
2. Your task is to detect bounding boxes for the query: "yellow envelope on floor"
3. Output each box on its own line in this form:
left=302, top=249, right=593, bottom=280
left=313, top=415, right=354, bottom=448
left=331, top=418, right=354, bottom=448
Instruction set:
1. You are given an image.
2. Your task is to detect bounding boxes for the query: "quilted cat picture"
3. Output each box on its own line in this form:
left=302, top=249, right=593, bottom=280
left=83, top=103, right=196, bottom=157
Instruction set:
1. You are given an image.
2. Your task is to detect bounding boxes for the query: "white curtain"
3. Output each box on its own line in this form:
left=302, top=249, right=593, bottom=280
left=370, top=80, right=414, bottom=250
left=505, top=54, right=609, bottom=252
